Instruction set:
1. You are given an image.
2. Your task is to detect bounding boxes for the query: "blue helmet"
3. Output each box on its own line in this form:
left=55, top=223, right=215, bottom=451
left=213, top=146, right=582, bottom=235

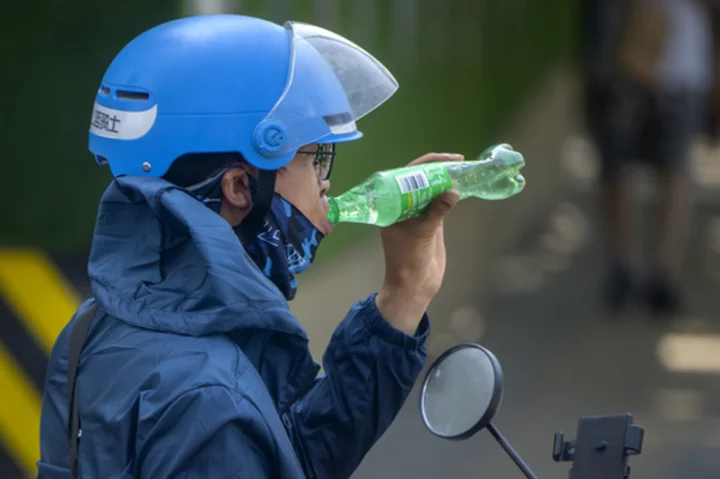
left=88, top=14, right=399, bottom=178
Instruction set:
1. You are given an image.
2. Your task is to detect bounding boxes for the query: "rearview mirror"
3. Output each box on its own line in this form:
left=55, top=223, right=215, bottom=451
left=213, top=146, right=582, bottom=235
left=420, top=343, right=503, bottom=439
left=420, top=343, right=537, bottom=478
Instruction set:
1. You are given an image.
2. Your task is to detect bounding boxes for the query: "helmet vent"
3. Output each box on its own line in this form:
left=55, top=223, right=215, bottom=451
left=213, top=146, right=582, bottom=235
left=100, top=86, right=111, bottom=96
left=116, top=90, right=150, bottom=101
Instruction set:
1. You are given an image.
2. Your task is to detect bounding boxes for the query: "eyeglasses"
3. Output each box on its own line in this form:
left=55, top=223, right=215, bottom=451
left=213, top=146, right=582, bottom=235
left=298, top=143, right=336, bottom=181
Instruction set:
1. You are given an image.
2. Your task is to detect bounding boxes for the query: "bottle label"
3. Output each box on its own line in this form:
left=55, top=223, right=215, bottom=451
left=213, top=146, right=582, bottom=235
left=386, top=164, right=453, bottom=221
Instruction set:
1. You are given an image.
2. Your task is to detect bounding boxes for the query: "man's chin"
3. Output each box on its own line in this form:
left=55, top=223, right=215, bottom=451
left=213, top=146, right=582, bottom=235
left=319, top=219, right=334, bottom=236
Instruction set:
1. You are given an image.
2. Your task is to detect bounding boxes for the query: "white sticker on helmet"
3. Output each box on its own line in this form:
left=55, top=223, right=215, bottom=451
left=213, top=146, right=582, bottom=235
left=89, top=103, right=157, bottom=140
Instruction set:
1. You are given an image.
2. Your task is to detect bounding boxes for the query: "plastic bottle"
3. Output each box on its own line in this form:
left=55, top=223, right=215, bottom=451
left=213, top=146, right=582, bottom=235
left=327, top=143, right=526, bottom=227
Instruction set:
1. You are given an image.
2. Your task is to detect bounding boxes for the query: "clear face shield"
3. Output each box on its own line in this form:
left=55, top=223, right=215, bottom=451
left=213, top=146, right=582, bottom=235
left=254, top=22, right=399, bottom=158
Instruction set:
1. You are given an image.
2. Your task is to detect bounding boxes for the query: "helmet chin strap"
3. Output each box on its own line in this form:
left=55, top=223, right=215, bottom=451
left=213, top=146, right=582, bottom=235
left=236, top=168, right=277, bottom=244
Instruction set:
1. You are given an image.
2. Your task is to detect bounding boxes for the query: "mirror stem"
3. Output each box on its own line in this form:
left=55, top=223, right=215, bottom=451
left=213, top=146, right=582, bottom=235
left=487, top=423, right=537, bottom=479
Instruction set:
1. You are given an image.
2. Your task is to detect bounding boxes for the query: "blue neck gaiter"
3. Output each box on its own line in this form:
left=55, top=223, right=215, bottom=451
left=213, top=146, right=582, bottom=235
left=240, top=194, right=324, bottom=300
left=188, top=170, right=324, bottom=300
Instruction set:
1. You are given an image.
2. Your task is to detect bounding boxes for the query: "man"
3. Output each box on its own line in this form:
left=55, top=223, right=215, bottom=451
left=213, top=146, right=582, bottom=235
left=37, top=14, right=462, bottom=479
left=581, top=0, right=713, bottom=315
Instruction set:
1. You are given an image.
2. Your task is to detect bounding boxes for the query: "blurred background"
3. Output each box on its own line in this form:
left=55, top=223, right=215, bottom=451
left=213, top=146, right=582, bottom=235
left=2, top=0, right=720, bottom=477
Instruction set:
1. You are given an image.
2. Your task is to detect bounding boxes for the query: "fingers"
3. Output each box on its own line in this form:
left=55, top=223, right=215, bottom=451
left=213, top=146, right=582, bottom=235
left=407, top=152, right=464, bottom=167
left=420, top=190, right=460, bottom=234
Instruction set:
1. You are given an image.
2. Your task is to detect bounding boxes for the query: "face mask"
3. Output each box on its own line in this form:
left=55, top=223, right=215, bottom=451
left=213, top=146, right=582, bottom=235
left=239, top=194, right=324, bottom=300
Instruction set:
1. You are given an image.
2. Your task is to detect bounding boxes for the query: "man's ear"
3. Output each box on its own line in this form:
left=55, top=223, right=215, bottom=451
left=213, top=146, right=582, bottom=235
left=221, top=167, right=252, bottom=210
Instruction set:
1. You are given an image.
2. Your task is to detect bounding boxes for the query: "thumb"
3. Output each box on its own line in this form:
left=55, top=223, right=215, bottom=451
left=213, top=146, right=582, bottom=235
left=423, top=190, right=460, bottom=229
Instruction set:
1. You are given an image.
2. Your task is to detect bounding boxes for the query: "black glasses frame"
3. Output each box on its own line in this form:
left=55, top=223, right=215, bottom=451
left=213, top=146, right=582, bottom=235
left=298, top=143, right=336, bottom=180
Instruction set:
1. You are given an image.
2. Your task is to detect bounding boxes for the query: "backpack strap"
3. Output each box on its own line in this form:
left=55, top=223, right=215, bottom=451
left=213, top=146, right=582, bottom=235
left=66, top=302, right=98, bottom=479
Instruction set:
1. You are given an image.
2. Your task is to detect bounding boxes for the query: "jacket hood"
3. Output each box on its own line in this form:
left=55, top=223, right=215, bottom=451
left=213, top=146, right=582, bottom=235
left=88, top=176, right=307, bottom=340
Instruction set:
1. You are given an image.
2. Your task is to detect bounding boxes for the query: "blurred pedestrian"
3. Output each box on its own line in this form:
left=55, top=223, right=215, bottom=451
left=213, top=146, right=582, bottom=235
left=581, top=0, right=715, bottom=316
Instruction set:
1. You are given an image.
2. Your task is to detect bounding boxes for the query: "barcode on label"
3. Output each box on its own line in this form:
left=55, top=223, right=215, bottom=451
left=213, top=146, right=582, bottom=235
left=396, top=172, right=430, bottom=193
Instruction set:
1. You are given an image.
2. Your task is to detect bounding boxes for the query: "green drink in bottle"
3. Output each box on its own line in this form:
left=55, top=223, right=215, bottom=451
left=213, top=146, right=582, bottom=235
left=327, top=143, right=526, bottom=227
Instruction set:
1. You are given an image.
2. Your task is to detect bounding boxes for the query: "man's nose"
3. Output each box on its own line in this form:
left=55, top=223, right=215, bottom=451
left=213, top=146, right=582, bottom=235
left=320, top=178, right=331, bottom=196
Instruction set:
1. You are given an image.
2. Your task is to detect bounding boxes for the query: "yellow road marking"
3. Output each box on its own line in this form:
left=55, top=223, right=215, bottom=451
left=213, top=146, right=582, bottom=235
left=0, top=249, right=80, bottom=352
left=0, top=342, right=40, bottom=476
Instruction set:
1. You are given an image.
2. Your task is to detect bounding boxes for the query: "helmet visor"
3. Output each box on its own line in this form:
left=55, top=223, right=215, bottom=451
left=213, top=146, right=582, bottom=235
left=260, top=22, right=398, bottom=156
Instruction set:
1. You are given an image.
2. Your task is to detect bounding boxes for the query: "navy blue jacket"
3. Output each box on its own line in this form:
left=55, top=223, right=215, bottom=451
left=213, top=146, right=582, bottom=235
left=38, top=176, right=429, bottom=478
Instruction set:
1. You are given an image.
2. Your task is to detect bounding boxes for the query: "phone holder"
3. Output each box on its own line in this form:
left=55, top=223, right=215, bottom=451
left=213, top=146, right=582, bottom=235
left=553, top=414, right=644, bottom=479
